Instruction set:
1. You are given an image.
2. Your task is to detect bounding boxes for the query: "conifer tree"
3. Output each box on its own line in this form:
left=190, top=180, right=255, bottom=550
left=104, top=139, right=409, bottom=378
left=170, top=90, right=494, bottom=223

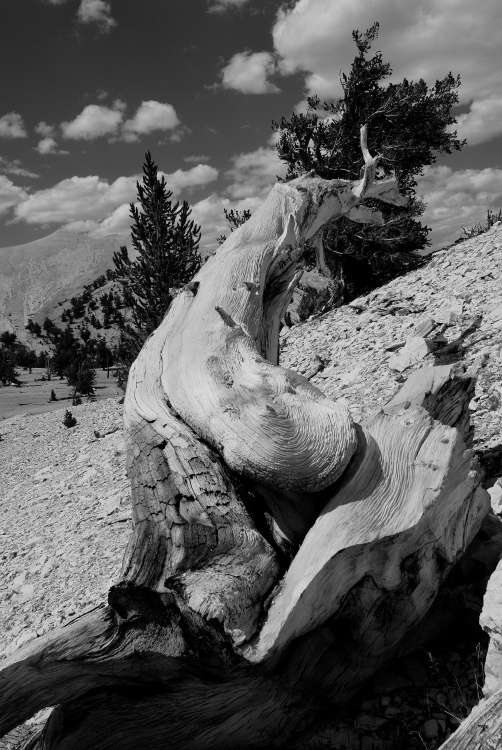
left=273, top=22, right=465, bottom=302
left=113, top=152, right=201, bottom=361
left=216, top=208, right=252, bottom=246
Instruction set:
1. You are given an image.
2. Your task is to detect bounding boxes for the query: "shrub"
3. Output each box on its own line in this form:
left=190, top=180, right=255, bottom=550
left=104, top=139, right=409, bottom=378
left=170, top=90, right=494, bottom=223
left=63, top=409, right=77, bottom=428
left=457, top=208, right=502, bottom=241
left=65, top=360, right=96, bottom=397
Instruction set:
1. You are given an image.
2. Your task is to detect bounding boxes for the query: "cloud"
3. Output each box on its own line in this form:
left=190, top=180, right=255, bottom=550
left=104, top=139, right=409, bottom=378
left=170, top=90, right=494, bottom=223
left=456, top=95, right=502, bottom=146
left=12, top=165, right=218, bottom=229
left=272, top=0, right=502, bottom=103
left=417, top=165, right=502, bottom=247
left=0, top=157, right=39, bottom=179
left=208, top=0, right=251, bottom=13
left=122, top=101, right=181, bottom=142
left=55, top=167, right=219, bottom=236
left=64, top=202, right=134, bottom=236
left=77, top=0, right=116, bottom=32
left=160, top=164, right=219, bottom=193
left=61, top=101, right=125, bottom=140
left=0, top=176, right=29, bottom=217
left=225, top=146, right=286, bottom=199
left=184, top=155, right=211, bottom=164
left=0, top=112, right=27, bottom=139
left=35, top=121, right=56, bottom=138
left=221, top=51, right=280, bottom=94
left=14, top=174, right=138, bottom=226
left=35, top=137, right=69, bottom=155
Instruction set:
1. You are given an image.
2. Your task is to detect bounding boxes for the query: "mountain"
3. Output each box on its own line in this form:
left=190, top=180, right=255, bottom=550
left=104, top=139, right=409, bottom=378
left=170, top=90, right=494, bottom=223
left=0, top=230, right=132, bottom=339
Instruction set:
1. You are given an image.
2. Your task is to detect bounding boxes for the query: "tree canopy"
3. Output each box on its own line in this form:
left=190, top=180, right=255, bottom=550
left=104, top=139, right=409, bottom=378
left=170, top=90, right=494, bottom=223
left=113, top=152, right=202, bottom=360
left=273, top=22, right=465, bottom=301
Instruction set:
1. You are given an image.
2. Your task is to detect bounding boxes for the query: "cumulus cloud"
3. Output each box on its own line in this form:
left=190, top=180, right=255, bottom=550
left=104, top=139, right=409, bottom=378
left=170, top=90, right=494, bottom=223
left=272, top=0, right=502, bottom=105
left=77, top=0, right=116, bottom=32
left=64, top=202, right=134, bottom=236
left=54, top=167, right=219, bottom=234
left=456, top=95, right=502, bottom=146
left=0, top=157, right=39, bottom=179
left=35, top=121, right=56, bottom=138
left=208, top=0, right=251, bottom=13
left=221, top=51, right=280, bottom=94
left=0, top=112, right=27, bottom=139
left=417, top=165, right=502, bottom=247
left=14, top=174, right=137, bottom=226
left=35, top=137, right=69, bottom=155
left=122, top=101, right=181, bottom=142
left=0, top=176, right=29, bottom=217
left=61, top=101, right=125, bottom=140
left=225, top=146, right=286, bottom=199
left=160, top=164, right=218, bottom=193
left=12, top=165, right=218, bottom=229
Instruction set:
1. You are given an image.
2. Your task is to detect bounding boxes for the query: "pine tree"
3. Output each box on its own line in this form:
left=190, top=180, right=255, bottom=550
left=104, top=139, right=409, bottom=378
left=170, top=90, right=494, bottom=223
left=113, top=152, right=201, bottom=361
left=273, top=22, right=465, bottom=302
left=216, top=208, right=252, bottom=246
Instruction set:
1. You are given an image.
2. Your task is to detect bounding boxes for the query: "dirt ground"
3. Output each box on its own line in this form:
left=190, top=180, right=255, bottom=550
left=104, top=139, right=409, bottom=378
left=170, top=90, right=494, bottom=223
left=0, top=368, right=123, bottom=421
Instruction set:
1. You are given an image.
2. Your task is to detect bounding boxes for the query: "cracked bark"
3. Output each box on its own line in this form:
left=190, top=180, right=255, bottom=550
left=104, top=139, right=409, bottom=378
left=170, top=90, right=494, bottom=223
left=0, top=128, right=490, bottom=749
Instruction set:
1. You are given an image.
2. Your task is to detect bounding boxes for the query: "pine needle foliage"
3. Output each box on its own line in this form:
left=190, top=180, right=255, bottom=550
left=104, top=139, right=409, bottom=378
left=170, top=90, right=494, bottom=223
left=113, top=152, right=201, bottom=360
left=216, top=208, right=252, bottom=246
left=273, top=22, right=465, bottom=302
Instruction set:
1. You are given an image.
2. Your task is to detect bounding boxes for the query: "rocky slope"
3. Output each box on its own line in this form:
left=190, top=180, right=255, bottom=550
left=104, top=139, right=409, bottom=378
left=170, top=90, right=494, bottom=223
left=0, top=230, right=130, bottom=339
left=281, top=223, right=502, bottom=489
left=1, top=223, right=502, bottom=748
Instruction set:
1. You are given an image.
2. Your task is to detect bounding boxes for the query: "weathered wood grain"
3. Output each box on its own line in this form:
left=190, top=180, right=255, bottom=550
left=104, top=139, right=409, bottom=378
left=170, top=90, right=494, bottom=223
left=0, top=128, right=488, bottom=750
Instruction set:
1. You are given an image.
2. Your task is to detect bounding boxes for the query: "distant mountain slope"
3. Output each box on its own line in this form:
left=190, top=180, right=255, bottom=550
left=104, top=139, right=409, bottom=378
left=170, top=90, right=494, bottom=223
left=0, top=230, right=132, bottom=338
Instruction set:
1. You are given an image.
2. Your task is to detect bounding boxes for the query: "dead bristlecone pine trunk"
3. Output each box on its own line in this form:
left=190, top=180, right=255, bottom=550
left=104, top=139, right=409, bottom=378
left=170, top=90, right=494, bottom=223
left=0, top=128, right=492, bottom=749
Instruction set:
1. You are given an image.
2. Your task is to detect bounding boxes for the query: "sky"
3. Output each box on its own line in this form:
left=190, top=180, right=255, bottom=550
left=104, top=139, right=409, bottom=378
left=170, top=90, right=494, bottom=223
left=1, top=0, right=502, bottom=254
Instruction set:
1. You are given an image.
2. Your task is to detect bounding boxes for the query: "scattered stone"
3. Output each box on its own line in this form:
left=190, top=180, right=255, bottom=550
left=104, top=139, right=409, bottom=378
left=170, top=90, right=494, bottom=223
left=434, top=300, right=463, bottom=325
left=99, top=493, right=122, bottom=516
left=388, top=337, right=435, bottom=372
left=488, top=480, right=502, bottom=514
left=422, top=718, right=440, bottom=739
left=304, top=355, right=326, bottom=380
left=0, top=398, right=130, bottom=662
left=353, top=715, right=387, bottom=731
left=372, top=670, right=413, bottom=695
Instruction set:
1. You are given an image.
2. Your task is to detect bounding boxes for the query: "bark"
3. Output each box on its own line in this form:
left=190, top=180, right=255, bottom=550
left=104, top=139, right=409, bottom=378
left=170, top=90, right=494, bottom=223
left=0, top=128, right=490, bottom=749
left=438, top=688, right=502, bottom=749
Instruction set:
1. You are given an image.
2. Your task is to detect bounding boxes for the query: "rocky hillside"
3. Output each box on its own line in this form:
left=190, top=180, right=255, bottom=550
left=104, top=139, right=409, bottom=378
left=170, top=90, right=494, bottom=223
left=1, top=222, right=502, bottom=748
left=0, top=230, right=131, bottom=339
left=282, top=222, right=502, bottom=488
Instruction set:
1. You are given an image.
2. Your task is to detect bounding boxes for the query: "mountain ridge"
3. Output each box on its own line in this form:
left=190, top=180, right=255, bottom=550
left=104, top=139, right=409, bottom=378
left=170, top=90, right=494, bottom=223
left=0, top=230, right=132, bottom=338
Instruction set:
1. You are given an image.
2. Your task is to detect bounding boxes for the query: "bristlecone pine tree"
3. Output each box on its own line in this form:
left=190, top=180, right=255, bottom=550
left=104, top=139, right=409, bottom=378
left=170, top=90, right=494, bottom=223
left=1, top=128, right=497, bottom=750
left=113, top=152, right=201, bottom=361
left=273, top=22, right=465, bottom=303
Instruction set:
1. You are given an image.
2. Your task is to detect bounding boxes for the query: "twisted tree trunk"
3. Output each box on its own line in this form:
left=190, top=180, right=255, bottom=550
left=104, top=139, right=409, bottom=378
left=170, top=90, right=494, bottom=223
left=0, top=129, right=490, bottom=749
